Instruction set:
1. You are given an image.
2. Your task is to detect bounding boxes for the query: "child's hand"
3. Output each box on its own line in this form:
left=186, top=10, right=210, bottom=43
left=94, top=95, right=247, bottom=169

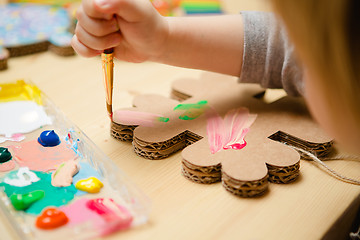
left=73, top=0, right=244, bottom=77
left=71, top=0, right=169, bottom=63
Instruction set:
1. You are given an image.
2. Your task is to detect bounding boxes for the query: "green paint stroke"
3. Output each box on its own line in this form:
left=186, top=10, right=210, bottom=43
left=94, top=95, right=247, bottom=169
left=157, top=117, right=169, bottom=123
left=174, top=100, right=208, bottom=120
left=0, top=170, right=77, bottom=215
left=10, top=190, right=45, bottom=210
left=53, top=162, right=65, bottom=178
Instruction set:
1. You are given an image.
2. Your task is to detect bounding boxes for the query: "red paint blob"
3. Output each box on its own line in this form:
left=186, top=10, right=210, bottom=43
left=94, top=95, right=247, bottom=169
left=36, top=208, right=68, bottom=230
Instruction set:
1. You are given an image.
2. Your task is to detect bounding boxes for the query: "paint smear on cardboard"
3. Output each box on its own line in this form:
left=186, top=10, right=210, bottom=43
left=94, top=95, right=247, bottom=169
left=113, top=110, right=169, bottom=127
left=174, top=100, right=208, bottom=120
left=206, top=107, right=257, bottom=154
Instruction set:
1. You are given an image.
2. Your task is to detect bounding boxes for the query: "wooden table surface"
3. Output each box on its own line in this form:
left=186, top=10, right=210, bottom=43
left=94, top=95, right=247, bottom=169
left=0, top=1, right=359, bottom=239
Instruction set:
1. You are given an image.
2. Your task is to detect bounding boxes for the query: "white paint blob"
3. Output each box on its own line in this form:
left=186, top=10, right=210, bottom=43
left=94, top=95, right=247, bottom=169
left=0, top=101, right=52, bottom=137
left=3, top=167, right=40, bottom=187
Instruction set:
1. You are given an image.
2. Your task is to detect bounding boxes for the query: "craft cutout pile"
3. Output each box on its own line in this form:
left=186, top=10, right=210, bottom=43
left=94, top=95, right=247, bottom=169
left=111, top=72, right=333, bottom=197
left=0, top=3, right=75, bottom=70
left=0, top=80, right=149, bottom=239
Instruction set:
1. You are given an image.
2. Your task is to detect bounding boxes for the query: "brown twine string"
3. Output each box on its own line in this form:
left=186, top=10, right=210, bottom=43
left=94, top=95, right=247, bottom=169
left=292, top=147, right=360, bottom=185
left=290, top=147, right=360, bottom=239
left=350, top=226, right=360, bottom=240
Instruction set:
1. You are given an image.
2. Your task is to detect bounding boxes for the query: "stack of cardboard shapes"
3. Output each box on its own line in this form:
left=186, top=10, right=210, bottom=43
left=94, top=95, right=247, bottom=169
left=111, top=72, right=333, bottom=197
left=0, top=4, right=75, bottom=70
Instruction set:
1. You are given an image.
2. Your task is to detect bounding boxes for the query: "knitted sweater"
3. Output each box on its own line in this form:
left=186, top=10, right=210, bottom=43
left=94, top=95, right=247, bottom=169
left=239, top=11, right=303, bottom=96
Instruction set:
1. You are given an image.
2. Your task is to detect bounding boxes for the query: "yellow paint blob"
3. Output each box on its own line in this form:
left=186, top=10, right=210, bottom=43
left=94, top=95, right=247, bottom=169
left=0, top=80, right=42, bottom=105
left=75, top=177, right=103, bottom=193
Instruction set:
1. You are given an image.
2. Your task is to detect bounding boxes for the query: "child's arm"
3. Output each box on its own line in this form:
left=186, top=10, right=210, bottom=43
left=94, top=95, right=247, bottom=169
left=159, top=15, right=243, bottom=77
left=72, top=0, right=303, bottom=96
left=72, top=0, right=243, bottom=77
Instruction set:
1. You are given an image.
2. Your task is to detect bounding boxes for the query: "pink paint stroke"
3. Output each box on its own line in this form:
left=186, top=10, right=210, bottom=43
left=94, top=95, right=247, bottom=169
left=61, top=198, right=133, bottom=237
left=9, top=140, right=77, bottom=172
left=0, top=160, right=16, bottom=172
left=206, top=107, right=257, bottom=154
left=0, top=133, right=25, bottom=144
left=113, top=110, right=166, bottom=127
left=87, top=198, right=133, bottom=235
left=206, top=108, right=224, bottom=154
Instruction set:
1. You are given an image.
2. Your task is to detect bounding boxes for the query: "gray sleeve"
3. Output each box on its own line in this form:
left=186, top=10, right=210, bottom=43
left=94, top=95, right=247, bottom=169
left=239, top=11, right=304, bottom=96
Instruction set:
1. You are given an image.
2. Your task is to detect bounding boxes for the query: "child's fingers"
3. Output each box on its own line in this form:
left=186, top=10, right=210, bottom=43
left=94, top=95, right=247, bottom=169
left=75, top=23, right=122, bottom=51
left=81, top=0, right=113, bottom=20
left=94, top=0, right=156, bottom=23
left=76, top=8, right=119, bottom=37
left=71, top=35, right=102, bottom=57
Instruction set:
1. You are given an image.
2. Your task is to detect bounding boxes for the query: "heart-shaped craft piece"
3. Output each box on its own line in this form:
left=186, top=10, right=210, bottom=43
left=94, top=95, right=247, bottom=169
left=36, top=208, right=68, bottom=230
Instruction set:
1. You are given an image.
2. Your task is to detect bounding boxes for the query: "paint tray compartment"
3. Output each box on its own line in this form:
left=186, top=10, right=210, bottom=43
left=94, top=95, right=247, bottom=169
left=0, top=80, right=150, bottom=239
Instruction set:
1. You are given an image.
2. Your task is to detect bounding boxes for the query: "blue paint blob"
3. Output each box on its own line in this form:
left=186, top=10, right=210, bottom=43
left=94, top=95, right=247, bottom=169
left=38, top=130, right=61, bottom=147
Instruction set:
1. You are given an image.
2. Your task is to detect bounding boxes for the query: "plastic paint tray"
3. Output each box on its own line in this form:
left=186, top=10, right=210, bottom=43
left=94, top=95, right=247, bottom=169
left=0, top=81, right=150, bottom=239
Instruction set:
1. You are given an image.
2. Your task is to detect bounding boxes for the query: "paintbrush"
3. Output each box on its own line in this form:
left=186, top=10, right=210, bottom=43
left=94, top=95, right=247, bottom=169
left=101, top=48, right=114, bottom=120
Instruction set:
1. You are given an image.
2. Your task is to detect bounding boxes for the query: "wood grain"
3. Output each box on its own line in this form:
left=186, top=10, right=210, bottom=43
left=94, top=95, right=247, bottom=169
left=0, top=1, right=359, bottom=239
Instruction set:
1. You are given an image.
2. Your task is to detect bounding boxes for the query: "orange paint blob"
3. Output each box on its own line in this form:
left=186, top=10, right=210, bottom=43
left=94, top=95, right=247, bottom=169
left=36, top=208, right=68, bottom=230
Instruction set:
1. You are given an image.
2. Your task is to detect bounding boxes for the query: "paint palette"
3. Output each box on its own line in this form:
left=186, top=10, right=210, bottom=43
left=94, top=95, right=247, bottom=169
left=0, top=80, right=150, bottom=239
